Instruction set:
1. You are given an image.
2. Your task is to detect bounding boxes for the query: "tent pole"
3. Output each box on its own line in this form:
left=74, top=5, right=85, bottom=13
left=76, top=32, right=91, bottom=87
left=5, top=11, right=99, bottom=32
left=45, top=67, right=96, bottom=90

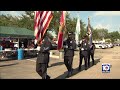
left=18, top=38, right=19, bottom=49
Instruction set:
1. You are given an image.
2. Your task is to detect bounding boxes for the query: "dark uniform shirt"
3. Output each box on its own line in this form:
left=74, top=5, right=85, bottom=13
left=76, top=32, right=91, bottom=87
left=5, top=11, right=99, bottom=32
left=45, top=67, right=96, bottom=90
left=63, top=38, right=76, bottom=57
left=37, top=36, right=52, bottom=63
left=80, top=40, right=90, bottom=56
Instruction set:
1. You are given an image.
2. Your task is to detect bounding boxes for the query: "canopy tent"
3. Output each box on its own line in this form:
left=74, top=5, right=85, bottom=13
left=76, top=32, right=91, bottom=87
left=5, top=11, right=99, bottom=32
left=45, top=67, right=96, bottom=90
left=0, top=26, right=35, bottom=38
left=0, top=26, right=35, bottom=49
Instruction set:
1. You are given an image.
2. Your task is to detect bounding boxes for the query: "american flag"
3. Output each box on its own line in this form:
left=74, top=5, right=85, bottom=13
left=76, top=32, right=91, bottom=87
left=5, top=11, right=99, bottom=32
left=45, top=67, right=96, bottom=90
left=87, top=17, right=92, bottom=46
left=34, top=11, right=53, bottom=45
left=57, top=11, right=66, bottom=50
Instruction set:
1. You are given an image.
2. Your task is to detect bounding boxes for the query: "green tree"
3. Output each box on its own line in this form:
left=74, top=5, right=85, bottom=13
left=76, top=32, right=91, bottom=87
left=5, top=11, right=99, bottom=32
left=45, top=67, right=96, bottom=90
left=0, top=14, right=20, bottom=27
left=18, top=11, right=34, bottom=30
left=108, top=31, right=120, bottom=43
left=49, top=11, right=78, bottom=38
left=49, top=11, right=61, bottom=34
left=92, top=28, right=108, bottom=40
left=92, top=29, right=99, bottom=40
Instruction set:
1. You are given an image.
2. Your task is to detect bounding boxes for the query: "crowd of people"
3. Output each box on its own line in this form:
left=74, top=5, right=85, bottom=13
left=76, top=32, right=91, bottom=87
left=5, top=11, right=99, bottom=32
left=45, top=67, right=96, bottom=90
left=0, top=38, right=37, bottom=59
left=36, top=31, right=95, bottom=79
left=0, top=39, right=14, bottom=50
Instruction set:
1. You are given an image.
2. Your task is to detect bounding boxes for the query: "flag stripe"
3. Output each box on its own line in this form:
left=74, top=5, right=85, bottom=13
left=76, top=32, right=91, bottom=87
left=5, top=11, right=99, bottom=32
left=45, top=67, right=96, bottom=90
left=34, top=11, right=40, bottom=36
left=57, top=31, right=63, bottom=49
left=37, top=11, right=49, bottom=40
left=36, top=11, right=50, bottom=39
left=39, top=11, right=48, bottom=31
left=34, top=11, right=53, bottom=45
left=39, top=11, right=51, bottom=35
left=57, top=11, right=66, bottom=50
left=38, top=13, right=53, bottom=44
left=38, top=11, right=52, bottom=39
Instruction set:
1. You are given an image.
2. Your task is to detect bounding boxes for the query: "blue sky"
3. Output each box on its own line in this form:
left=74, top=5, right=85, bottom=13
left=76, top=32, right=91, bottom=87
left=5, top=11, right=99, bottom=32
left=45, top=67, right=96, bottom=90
left=70, top=11, right=120, bottom=32
left=1, top=11, right=120, bottom=32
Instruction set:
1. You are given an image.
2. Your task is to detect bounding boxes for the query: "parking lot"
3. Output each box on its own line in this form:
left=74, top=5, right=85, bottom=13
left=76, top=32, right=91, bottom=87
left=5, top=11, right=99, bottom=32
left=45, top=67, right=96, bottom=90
left=0, top=46, right=120, bottom=79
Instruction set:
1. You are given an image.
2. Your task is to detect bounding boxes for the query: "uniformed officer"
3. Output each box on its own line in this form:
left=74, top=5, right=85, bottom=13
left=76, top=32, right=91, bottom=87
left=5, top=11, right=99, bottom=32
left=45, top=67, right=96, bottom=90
left=36, top=32, right=52, bottom=79
left=88, top=43, right=95, bottom=67
left=63, top=32, right=76, bottom=77
left=78, top=35, right=89, bottom=71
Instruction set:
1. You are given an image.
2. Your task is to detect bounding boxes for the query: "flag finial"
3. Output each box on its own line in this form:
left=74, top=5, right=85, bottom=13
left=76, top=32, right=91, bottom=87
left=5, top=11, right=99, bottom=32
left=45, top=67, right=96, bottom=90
left=88, top=16, right=90, bottom=25
left=88, top=16, right=90, bottom=20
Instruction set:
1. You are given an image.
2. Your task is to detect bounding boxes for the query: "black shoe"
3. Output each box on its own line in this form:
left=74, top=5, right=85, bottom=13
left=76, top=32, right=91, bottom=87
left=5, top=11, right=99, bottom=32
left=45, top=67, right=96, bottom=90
left=47, top=65, right=49, bottom=68
left=71, top=68, right=74, bottom=73
left=42, top=75, right=50, bottom=79
left=78, top=67, right=81, bottom=71
left=88, top=65, right=90, bottom=68
left=66, top=71, right=72, bottom=77
left=46, top=75, right=50, bottom=79
left=71, top=68, right=74, bottom=72
left=85, top=67, right=87, bottom=70
left=92, top=62, right=96, bottom=65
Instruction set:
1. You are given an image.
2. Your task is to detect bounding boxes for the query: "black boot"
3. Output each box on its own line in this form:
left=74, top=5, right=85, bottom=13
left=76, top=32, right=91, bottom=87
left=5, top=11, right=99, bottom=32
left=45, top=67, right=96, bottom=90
left=47, top=65, right=49, bottom=68
left=42, top=75, right=50, bottom=79
left=92, top=61, right=95, bottom=65
left=85, top=67, right=88, bottom=70
left=78, top=66, right=81, bottom=71
left=46, top=75, right=50, bottom=79
left=66, top=71, right=72, bottom=77
left=88, top=64, right=90, bottom=68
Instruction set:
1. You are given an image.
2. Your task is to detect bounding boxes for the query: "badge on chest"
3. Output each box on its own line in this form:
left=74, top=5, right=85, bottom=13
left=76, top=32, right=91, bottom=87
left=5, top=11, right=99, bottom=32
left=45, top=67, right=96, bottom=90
left=70, top=41, right=72, bottom=43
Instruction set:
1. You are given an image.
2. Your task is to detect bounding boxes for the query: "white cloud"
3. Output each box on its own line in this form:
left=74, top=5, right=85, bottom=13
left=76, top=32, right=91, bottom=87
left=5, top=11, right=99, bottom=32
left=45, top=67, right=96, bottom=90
left=94, top=24, right=110, bottom=29
left=0, top=11, right=25, bottom=17
left=94, top=11, right=120, bottom=16
left=9, top=11, right=21, bottom=16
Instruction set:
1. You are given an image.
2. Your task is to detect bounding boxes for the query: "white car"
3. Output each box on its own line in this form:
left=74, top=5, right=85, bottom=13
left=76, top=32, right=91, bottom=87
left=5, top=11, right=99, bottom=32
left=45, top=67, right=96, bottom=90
left=95, top=43, right=107, bottom=49
left=106, top=43, right=114, bottom=48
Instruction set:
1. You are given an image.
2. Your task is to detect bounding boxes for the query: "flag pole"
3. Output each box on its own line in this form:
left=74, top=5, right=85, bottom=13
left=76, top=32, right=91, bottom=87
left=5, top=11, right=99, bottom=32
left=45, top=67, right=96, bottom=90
left=63, top=11, right=67, bottom=40
left=77, top=11, right=80, bottom=44
left=76, top=11, right=80, bottom=44
left=88, top=16, right=90, bottom=43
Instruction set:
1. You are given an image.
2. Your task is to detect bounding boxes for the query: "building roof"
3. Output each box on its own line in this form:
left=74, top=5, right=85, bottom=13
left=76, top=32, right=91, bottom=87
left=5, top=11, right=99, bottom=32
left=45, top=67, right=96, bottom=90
left=0, top=26, right=34, bottom=38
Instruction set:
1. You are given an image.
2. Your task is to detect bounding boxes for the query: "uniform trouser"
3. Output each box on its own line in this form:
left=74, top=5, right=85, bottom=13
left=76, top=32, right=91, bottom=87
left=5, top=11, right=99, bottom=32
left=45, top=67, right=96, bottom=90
left=47, top=56, right=50, bottom=67
left=79, top=53, right=88, bottom=68
left=36, top=62, right=47, bottom=79
left=88, top=52, right=94, bottom=66
left=64, top=56, right=73, bottom=72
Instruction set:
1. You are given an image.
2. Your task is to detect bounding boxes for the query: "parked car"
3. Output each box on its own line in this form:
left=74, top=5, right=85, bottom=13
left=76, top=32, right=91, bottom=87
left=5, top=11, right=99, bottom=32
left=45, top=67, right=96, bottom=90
left=106, top=43, right=114, bottom=48
left=94, top=43, right=107, bottom=49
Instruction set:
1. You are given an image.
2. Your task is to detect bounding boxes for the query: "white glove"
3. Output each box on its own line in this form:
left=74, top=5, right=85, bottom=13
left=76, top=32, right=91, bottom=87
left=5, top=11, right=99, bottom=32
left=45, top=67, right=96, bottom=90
left=64, top=45, right=68, bottom=48
left=81, top=48, right=84, bottom=51
left=34, top=39, right=37, bottom=45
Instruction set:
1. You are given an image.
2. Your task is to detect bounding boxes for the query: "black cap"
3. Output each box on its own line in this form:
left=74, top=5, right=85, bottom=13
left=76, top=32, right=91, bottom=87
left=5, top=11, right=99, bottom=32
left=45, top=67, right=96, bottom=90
left=68, top=32, right=74, bottom=35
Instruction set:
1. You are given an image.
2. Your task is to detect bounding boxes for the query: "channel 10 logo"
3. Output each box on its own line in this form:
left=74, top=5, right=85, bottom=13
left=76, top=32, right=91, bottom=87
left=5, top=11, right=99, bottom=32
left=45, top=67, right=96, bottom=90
left=102, top=63, right=110, bottom=73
